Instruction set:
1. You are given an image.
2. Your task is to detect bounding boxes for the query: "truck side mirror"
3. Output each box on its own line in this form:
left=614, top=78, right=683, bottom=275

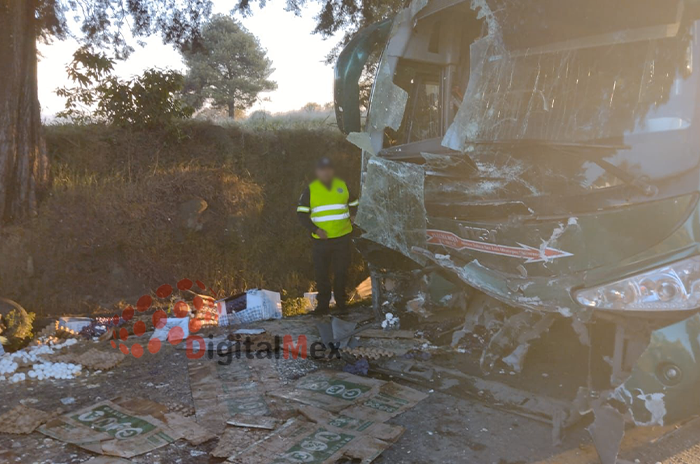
left=334, top=19, right=393, bottom=135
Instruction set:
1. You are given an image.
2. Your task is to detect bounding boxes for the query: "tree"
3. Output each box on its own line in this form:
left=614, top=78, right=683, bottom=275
left=182, top=15, right=277, bottom=119
left=0, top=0, right=213, bottom=225
left=0, top=0, right=401, bottom=225
left=57, top=46, right=194, bottom=127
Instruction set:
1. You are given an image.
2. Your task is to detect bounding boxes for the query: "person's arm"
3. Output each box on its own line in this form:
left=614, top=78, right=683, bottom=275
left=348, top=189, right=360, bottom=219
left=297, top=188, right=327, bottom=238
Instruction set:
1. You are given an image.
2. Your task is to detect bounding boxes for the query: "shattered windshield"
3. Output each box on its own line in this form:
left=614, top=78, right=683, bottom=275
left=443, top=23, right=697, bottom=149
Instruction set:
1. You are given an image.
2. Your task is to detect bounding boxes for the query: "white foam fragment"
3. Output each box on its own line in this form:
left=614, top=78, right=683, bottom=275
left=0, top=337, right=81, bottom=383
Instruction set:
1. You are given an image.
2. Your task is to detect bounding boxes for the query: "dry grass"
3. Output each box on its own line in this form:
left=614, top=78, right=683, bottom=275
left=0, top=122, right=366, bottom=316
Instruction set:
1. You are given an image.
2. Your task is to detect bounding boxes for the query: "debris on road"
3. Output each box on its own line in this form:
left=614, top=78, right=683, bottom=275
left=341, top=346, right=395, bottom=360
left=217, top=289, right=283, bottom=325
left=52, top=347, right=125, bottom=371
left=226, top=414, right=281, bottom=430
left=38, top=397, right=205, bottom=458
left=0, top=337, right=80, bottom=383
left=228, top=416, right=399, bottom=464
left=272, top=370, right=427, bottom=420
left=0, top=405, right=58, bottom=435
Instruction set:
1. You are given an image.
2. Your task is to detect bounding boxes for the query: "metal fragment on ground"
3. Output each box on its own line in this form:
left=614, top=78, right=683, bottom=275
left=226, top=414, right=281, bottom=430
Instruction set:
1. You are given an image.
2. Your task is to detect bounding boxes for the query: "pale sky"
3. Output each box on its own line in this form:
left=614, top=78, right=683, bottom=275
left=37, top=0, right=341, bottom=119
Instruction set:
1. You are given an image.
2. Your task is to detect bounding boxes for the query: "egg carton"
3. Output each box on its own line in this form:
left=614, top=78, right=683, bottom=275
left=0, top=405, right=59, bottom=434
left=34, top=322, right=58, bottom=341
left=341, top=347, right=396, bottom=360
left=52, top=348, right=125, bottom=371
left=165, top=401, right=195, bottom=417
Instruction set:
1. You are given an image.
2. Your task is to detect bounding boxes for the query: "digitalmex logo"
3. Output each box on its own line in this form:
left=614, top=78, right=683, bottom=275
left=107, top=278, right=219, bottom=359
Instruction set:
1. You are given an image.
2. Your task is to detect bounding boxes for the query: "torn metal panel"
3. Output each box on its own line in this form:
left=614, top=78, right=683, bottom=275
left=480, top=311, right=556, bottom=372
left=614, top=313, right=700, bottom=427
left=355, top=157, right=427, bottom=263
left=587, top=405, right=626, bottom=464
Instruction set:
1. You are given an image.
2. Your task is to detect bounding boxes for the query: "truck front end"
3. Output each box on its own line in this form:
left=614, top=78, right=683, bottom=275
left=336, top=0, right=700, bottom=436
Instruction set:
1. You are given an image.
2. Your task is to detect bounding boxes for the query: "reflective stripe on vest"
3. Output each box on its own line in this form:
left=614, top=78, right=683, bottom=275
left=309, top=178, right=353, bottom=239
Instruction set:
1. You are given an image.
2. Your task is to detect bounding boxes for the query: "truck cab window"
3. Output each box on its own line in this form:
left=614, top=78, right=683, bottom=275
left=385, top=63, right=443, bottom=147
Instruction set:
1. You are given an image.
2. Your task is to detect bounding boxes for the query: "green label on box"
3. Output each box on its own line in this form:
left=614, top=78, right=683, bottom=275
left=298, top=377, right=371, bottom=401
left=72, top=405, right=157, bottom=440
left=273, top=428, right=354, bottom=464
left=328, top=415, right=373, bottom=432
left=364, top=391, right=409, bottom=414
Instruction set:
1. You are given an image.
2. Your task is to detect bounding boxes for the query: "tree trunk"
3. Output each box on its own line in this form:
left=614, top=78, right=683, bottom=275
left=228, top=102, right=235, bottom=119
left=0, top=0, right=48, bottom=225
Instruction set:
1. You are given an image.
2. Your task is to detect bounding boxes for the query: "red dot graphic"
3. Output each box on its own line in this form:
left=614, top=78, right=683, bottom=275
left=119, top=344, right=129, bottom=355
left=153, top=310, right=168, bottom=329
left=133, top=320, right=146, bottom=337
left=196, top=280, right=206, bottom=290
left=110, top=340, right=116, bottom=349
left=189, top=318, right=202, bottom=333
left=168, top=326, right=184, bottom=345
left=193, top=296, right=204, bottom=311
left=177, top=278, right=193, bottom=291
left=137, top=295, right=153, bottom=312
left=156, top=284, right=173, bottom=299
left=119, top=328, right=128, bottom=341
left=122, top=306, right=134, bottom=322
left=112, top=315, right=120, bottom=326
left=174, top=301, right=189, bottom=318
left=148, top=338, right=161, bottom=354
left=131, top=344, right=144, bottom=358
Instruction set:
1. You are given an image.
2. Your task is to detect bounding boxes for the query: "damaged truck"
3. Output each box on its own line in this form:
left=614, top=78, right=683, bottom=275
left=334, top=0, right=700, bottom=452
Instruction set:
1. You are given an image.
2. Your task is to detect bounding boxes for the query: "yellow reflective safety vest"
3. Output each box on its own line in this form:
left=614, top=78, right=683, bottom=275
left=307, top=178, right=353, bottom=239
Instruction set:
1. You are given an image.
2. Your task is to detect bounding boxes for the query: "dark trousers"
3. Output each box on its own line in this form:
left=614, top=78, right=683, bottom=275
left=313, top=235, right=351, bottom=312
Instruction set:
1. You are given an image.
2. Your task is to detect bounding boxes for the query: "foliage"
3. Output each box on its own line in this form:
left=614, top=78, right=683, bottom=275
left=37, top=1, right=214, bottom=57
left=0, top=299, right=35, bottom=351
left=182, top=15, right=277, bottom=118
left=235, top=0, right=407, bottom=62
left=57, top=47, right=193, bottom=128
left=282, top=293, right=310, bottom=317
left=36, top=0, right=407, bottom=60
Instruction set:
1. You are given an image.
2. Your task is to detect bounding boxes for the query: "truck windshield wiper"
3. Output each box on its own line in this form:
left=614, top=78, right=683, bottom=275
left=467, top=139, right=658, bottom=197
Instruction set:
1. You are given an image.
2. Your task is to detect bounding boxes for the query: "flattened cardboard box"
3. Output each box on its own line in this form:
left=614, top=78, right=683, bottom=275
left=271, top=371, right=385, bottom=413
left=188, top=358, right=292, bottom=434
left=228, top=418, right=396, bottom=464
left=271, top=370, right=428, bottom=421
left=0, top=404, right=56, bottom=434
left=37, top=399, right=187, bottom=458
left=297, top=405, right=404, bottom=444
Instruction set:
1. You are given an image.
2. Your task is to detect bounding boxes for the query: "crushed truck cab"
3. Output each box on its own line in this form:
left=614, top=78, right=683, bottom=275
left=335, top=0, right=700, bottom=441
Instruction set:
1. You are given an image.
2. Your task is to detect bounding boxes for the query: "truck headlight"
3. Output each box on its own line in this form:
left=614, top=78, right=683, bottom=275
left=575, top=256, right=700, bottom=311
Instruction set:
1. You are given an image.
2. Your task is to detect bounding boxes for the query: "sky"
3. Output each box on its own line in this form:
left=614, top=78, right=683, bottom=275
left=37, top=0, right=342, bottom=119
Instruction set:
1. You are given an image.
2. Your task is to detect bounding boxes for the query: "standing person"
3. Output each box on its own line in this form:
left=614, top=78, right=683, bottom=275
left=297, top=157, right=359, bottom=315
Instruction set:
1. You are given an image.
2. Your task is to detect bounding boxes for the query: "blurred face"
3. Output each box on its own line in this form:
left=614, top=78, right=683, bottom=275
left=316, top=166, right=334, bottom=185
